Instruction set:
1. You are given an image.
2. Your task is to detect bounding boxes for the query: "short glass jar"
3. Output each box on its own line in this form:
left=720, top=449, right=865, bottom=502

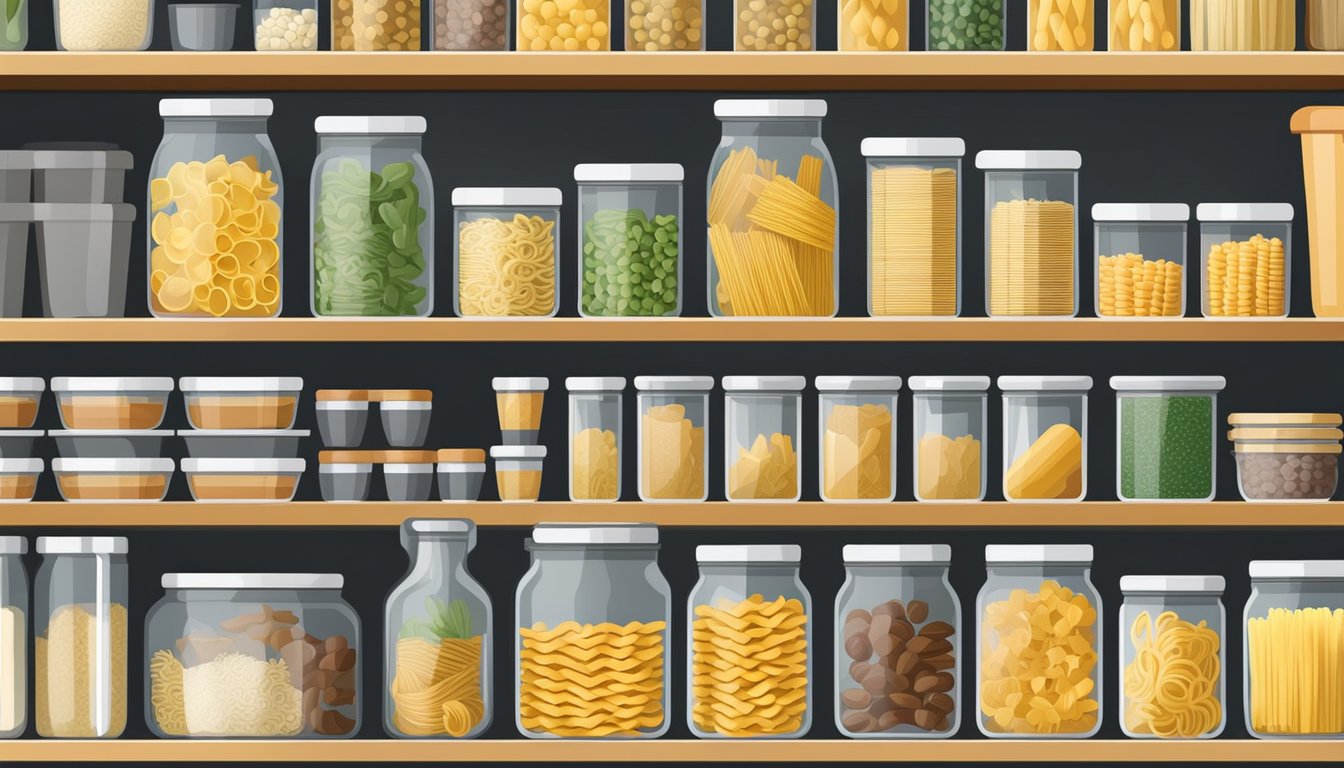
left=1107, top=0, right=1177, bottom=49
left=635, top=375, right=711, bottom=502
left=1197, top=203, right=1294, bottom=318
left=999, top=376, right=1091, bottom=503
left=517, top=0, right=611, bottom=49
left=723, top=376, right=804, bottom=503
left=331, top=0, right=422, bottom=49
left=1093, top=204, right=1190, bottom=319
left=0, top=537, right=28, bottom=739
left=816, top=376, right=900, bottom=503
left=567, top=377, right=624, bottom=502
left=254, top=1, right=319, bottom=50
left=433, top=0, right=509, bottom=49
left=54, top=0, right=153, bottom=50
left=909, top=375, right=989, bottom=502
left=1027, top=0, right=1093, bottom=50
left=452, top=187, right=561, bottom=318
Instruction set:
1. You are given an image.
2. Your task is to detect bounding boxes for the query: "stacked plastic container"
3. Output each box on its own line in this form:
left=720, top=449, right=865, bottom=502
left=492, top=378, right=548, bottom=502
left=176, top=377, right=308, bottom=502
left=1228, top=412, right=1342, bottom=502
left=316, top=388, right=438, bottom=502
left=0, top=378, right=45, bottom=502
left=49, top=377, right=175, bottom=503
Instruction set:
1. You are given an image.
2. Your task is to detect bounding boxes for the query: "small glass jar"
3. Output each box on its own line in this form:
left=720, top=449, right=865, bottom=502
left=998, top=376, right=1091, bottom=503
left=1308, top=0, right=1344, bottom=49
left=635, top=375, right=710, bottom=503
left=839, top=0, right=907, bottom=49
left=977, top=544, right=1101, bottom=739
left=816, top=376, right=900, bottom=503
left=909, top=376, right=989, bottom=502
left=926, top=0, right=1004, bottom=49
left=1191, top=0, right=1294, bottom=49
left=331, top=0, right=421, bottom=49
left=516, top=523, right=671, bottom=739
left=452, top=187, right=561, bottom=319
left=734, top=0, right=815, bottom=49
left=34, top=536, right=129, bottom=739
left=0, top=537, right=28, bottom=739
left=491, top=445, right=546, bottom=502
left=493, top=377, right=548, bottom=445
left=385, top=519, right=492, bottom=739
left=1112, top=376, right=1225, bottom=502
left=517, top=0, right=610, bottom=49
left=1197, top=203, right=1294, bottom=319
left=253, top=1, right=319, bottom=50
left=1119, top=575, right=1226, bottom=740
left=1245, top=561, right=1344, bottom=739
left=1229, top=412, right=1342, bottom=502
left=689, top=544, right=812, bottom=739
left=626, top=0, right=704, bottom=50
left=434, top=0, right=509, bottom=49
left=835, top=544, right=959, bottom=739
left=312, top=116, right=433, bottom=318
left=1108, top=0, right=1178, bottom=49
left=723, top=376, right=804, bottom=503
left=1027, top=0, right=1094, bottom=50
left=1, top=0, right=27, bottom=50
left=1093, top=204, right=1190, bottom=318
left=53, top=0, right=153, bottom=50
left=567, top=377, right=624, bottom=502
left=575, top=163, right=683, bottom=318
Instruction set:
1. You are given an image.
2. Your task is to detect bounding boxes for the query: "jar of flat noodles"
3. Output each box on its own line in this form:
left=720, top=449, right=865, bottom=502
left=384, top=519, right=492, bottom=739
left=0, top=537, right=29, bottom=740
left=452, top=188, right=561, bottom=318
left=149, top=99, right=283, bottom=318
left=1119, top=575, right=1226, bottom=740
left=976, top=544, right=1101, bottom=739
left=1244, top=560, right=1344, bottom=739
left=566, top=377, right=624, bottom=502
left=723, top=376, right=804, bottom=503
left=816, top=376, right=900, bottom=503
left=635, top=375, right=711, bottom=503
left=34, top=536, right=128, bottom=739
left=708, top=99, right=838, bottom=317
left=516, top=523, right=671, bottom=739
left=575, top=163, right=683, bottom=317
left=689, top=544, right=812, bottom=739
left=909, top=375, right=989, bottom=503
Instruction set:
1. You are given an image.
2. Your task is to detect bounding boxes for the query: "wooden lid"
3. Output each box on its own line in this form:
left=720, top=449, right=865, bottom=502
left=371, top=389, right=433, bottom=402
left=437, top=449, right=486, bottom=463
left=318, top=450, right=378, bottom=464
left=1229, top=427, right=1344, bottom=441
left=378, top=450, right=438, bottom=464
left=1291, top=106, right=1344, bottom=134
left=1228, top=412, right=1342, bottom=427
left=1236, top=442, right=1343, bottom=455
left=316, top=389, right=369, bottom=402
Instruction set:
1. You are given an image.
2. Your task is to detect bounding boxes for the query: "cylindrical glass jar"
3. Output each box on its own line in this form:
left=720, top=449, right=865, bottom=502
left=434, top=0, right=509, bottom=49
left=977, top=544, right=1101, bottom=738
left=331, top=0, right=422, bottom=49
left=910, top=376, right=989, bottom=502
left=53, top=0, right=153, bottom=50
left=1308, top=0, right=1344, bottom=49
left=1108, top=0, right=1178, bottom=49
left=1111, top=376, right=1225, bottom=502
left=567, top=377, right=624, bottom=502
left=516, top=523, right=671, bottom=739
left=635, top=375, right=711, bottom=503
left=491, top=445, right=546, bottom=502
left=708, top=99, right=837, bottom=318
left=385, top=519, right=492, bottom=739
left=626, top=0, right=704, bottom=50
left=148, top=99, right=283, bottom=319
left=0, top=537, right=28, bottom=739
left=723, top=376, right=804, bottom=503
left=926, top=0, right=1004, bottom=49
left=1191, top=0, right=1294, bottom=49
left=735, top=0, right=815, bottom=49
left=816, top=376, right=901, bottom=503
left=311, top=116, right=432, bottom=318
left=1093, top=204, right=1190, bottom=318
left=517, top=0, right=611, bottom=49
left=839, top=0, right=908, bottom=49
left=835, top=544, right=959, bottom=739
left=998, top=376, right=1091, bottom=503
left=452, top=187, right=560, bottom=318
left=254, top=0, right=319, bottom=50
left=34, top=536, right=129, bottom=739
left=1197, top=203, right=1294, bottom=319
left=1027, top=0, right=1093, bottom=49
left=2, top=0, right=27, bottom=50
left=1119, top=575, right=1226, bottom=740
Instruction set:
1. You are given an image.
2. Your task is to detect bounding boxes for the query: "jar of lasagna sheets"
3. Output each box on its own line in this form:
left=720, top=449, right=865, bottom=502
left=452, top=187, right=561, bottom=318
left=635, top=375, right=711, bottom=503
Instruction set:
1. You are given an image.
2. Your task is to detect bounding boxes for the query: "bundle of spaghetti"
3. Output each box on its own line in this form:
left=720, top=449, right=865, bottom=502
left=691, top=594, right=808, bottom=737
left=1123, top=610, right=1222, bottom=738
left=988, top=198, right=1075, bottom=316
left=149, top=649, right=303, bottom=737
left=457, top=214, right=557, bottom=317
left=870, top=166, right=957, bottom=316
left=391, top=635, right=485, bottom=738
left=708, top=145, right=771, bottom=225
left=1247, top=607, right=1344, bottom=735
left=747, top=176, right=837, bottom=251
left=518, top=620, right=666, bottom=737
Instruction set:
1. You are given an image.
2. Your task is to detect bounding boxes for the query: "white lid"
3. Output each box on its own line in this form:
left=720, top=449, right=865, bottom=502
left=1091, top=203, right=1190, bottom=222
left=181, top=458, right=305, bottom=473
left=37, top=536, right=128, bottom=554
left=52, top=458, right=174, bottom=473
left=0, top=537, right=26, bottom=554
left=490, top=445, right=547, bottom=459
left=32, top=204, right=136, bottom=222
left=533, top=523, right=658, bottom=545
left=565, top=377, right=627, bottom=392
left=51, top=377, right=174, bottom=392
left=985, top=544, right=1094, bottom=564
left=176, top=429, right=310, bottom=438
left=0, top=150, right=36, bottom=170
left=634, top=375, right=714, bottom=391
left=0, top=430, right=41, bottom=438
left=160, top=98, right=274, bottom=118
left=1196, top=203, right=1294, bottom=222
left=1249, top=560, right=1344, bottom=579
left=180, top=377, right=303, bottom=392
left=843, top=544, right=950, bottom=564
left=997, top=375, right=1094, bottom=392
left=31, top=150, right=134, bottom=170
left=722, top=376, right=806, bottom=392
left=0, top=458, right=42, bottom=474
left=1120, top=575, right=1225, bottom=593
left=815, top=376, right=902, bottom=392
left=410, top=519, right=473, bottom=534
left=1109, top=376, right=1227, bottom=392
left=975, top=150, right=1082, bottom=170
left=697, top=544, right=802, bottom=563
left=50, top=430, right=173, bottom=437
left=573, top=163, right=685, bottom=183
left=908, top=375, right=991, bottom=392
left=451, top=187, right=562, bottom=207
left=714, top=99, right=827, bottom=119
left=0, top=204, right=35, bottom=222
left=860, top=138, right=965, bottom=158
left=314, top=116, right=426, bottom=135
left=492, top=377, right=549, bottom=392
left=0, top=377, right=44, bottom=392
left=162, top=573, right=343, bottom=589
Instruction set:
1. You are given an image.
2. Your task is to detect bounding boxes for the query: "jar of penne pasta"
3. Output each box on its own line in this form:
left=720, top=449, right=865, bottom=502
left=575, top=164, right=683, bottom=317
left=515, top=523, right=671, bottom=739
left=452, top=188, right=561, bottom=318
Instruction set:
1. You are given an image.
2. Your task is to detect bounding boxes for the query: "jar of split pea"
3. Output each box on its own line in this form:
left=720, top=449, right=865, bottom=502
left=332, top=0, right=422, bottom=50
left=626, top=0, right=703, bottom=50
left=735, top=0, right=815, bottom=50
left=518, top=0, right=611, bottom=50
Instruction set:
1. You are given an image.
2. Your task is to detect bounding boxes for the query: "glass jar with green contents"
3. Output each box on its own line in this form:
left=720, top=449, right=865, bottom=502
left=311, top=116, right=432, bottom=318
left=1111, top=376, right=1226, bottom=502
left=2, top=0, right=27, bottom=50
left=926, top=0, right=1004, bottom=50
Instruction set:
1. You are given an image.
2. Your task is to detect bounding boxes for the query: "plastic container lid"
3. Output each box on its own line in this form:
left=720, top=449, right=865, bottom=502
left=0, top=204, right=35, bottom=222
left=721, top=376, right=806, bottom=392
left=0, top=377, right=44, bottom=392
left=565, top=377, right=627, bottom=392
left=1196, top=203, right=1294, bottom=222
left=843, top=544, right=950, bottom=563
left=37, top=536, right=128, bottom=554
left=175, top=429, right=310, bottom=438
left=492, top=377, right=549, bottom=392
left=410, top=519, right=473, bottom=534
left=1228, top=413, right=1342, bottom=427
left=31, top=150, right=134, bottom=170
left=51, top=429, right=173, bottom=437
left=438, top=449, right=486, bottom=463
left=316, top=389, right=370, bottom=402
left=815, top=376, right=902, bottom=392
left=319, top=450, right=379, bottom=464
left=162, top=573, right=342, bottom=589
left=0, top=458, right=42, bottom=474
left=714, top=99, right=827, bottom=118
left=160, top=98, right=274, bottom=118
left=0, top=150, right=36, bottom=170
left=634, top=375, right=714, bottom=391
left=860, top=138, right=965, bottom=158
left=0, top=537, right=26, bottom=554
left=697, top=544, right=802, bottom=563
left=975, top=150, right=1082, bottom=171
left=52, top=458, right=174, bottom=473
left=490, top=445, right=547, bottom=459
left=32, top=204, right=137, bottom=222
left=0, top=431, right=41, bottom=438
left=985, top=544, right=1093, bottom=564
left=379, top=450, right=438, bottom=464
left=533, top=523, right=658, bottom=545
left=1091, top=203, right=1190, bottom=222
left=573, top=164, right=685, bottom=183
left=1291, top=106, right=1344, bottom=134
left=180, top=377, right=303, bottom=392
left=997, top=375, right=1094, bottom=392
left=1249, top=560, right=1344, bottom=579
left=452, top=187, right=563, bottom=207
left=372, top=389, right=432, bottom=402
left=314, top=116, right=426, bottom=135
left=1109, top=376, right=1227, bottom=392
left=1228, top=427, right=1344, bottom=441
left=1120, top=575, right=1226, bottom=593
left=181, top=458, right=305, bottom=473
left=908, top=375, right=991, bottom=392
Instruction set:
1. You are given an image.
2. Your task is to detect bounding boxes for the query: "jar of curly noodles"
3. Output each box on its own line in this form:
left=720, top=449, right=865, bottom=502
left=452, top=187, right=561, bottom=318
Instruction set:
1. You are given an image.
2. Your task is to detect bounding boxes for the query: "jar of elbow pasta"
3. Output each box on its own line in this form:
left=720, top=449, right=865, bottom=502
left=515, top=523, right=671, bottom=739
left=452, top=188, right=561, bottom=318
left=634, top=375, right=711, bottom=503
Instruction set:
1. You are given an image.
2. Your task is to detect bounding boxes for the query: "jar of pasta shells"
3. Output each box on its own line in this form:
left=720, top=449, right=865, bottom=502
left=452, top=187, right=561, bottom=318
left=332, top=0, right=422, bottom=50
left=689, top=544, right=812, bottom=739
left=515, top=523, right=671, bottom=739
left=148, top=98, right=284, bottom=319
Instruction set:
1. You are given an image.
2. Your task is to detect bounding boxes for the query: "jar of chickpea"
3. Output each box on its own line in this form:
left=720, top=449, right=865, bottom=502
left=331, top=0, right=423, bottom=51
left=517, top=0, right=611, bottom=50
left=735, top=0, right=815, bottom=50
left=626, top=0, right=703, bottom=50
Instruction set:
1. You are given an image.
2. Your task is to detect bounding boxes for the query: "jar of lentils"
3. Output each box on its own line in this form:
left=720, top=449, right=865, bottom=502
left=433, top=0, right=509, bottom=49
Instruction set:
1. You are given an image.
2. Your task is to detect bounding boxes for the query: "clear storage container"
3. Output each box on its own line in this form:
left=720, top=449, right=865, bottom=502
left=332, top=0, right=421, bottom=49
left=635, top=375, right=710, bottom=503
left=0, top=431, right=39, bottom=460
left=0, top=459, right=41, bottom=502
left=626, top=0, right=703, bottom=49
left=491, top=445, right=546, bottom=501
left=926, top=0, right=1004, bottom=49
left=1112, top=376, right=1225, bottom=502
left=708, top=100, right=837, bottom=317
left=493, top=377, right=548, bottom=445
left=999, top=376, right=1091, bottom=503
left=566, top=377, right=624, bottom=502
left=816, top=376, right=900, bottom=503
left=1191, top=0, right=1294, bottom=49
left=1119, top=575, right=1226, bottom=739
left=977, top=544, right=1101, bottom=739
left=52, top=377, right=173, bottom=430
left=835, top=544, right=958, bottom=739
left=1, top=0, right=26, bottom=50
left=839, top=0, right=907, bottom=49
left=1308, top=0, right=1344, bottom=49
left=516, top=523, right=670, bottom=739
left=1027, top=0, right=1093, bottom=49
left=182, top=457, right=305, bottom=502
left=575, top=164, right=683, bottom=317
left=254, top=0, right=319, bottom=50
left=452, top=187, right=560, bottom=318
left=52, top=458, right=174, bottom=502
left=0, top=537, right=27, bottom=739
left=181, top=377, right=303, bottom=431
left=35, top=536, right=129, bottom=739
left=1198, top=203, right=1293, bottom=318
left=0, top=377, right=44, bottom=429
left=735, top=0, right=814, bottom=49
left=434, top=0, right=508, bottom=49
left=54, top=0, right=154, bottom=50
left=690, top=544, right=811, bottom=739
left=517, top=0, right=610, bottom=49
left=145, top=572, right=361, bottom=738
left=1093, top=204, right=1189, bottom=318
left=910, top=376, right=989, bottom=502
left=1108, top=0, right=1178, bottom=49
left=724, top=376, right=804, bottom=503
left=1229, top=413, right=1342, bottom=502
left=149, top=99, right=283, bottom=318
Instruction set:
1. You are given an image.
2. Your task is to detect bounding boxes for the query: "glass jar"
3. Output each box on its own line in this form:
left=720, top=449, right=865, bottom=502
left=635, top=375, right=710, bottom=503
left=1027, top=0, right=1093, bottom=49
left=690, top=544, right=812, bottom=739
left=835, top=544, right=959, bottom=739
left=977, top=151, right=1081, bottom=318
left=332, top=0, right=421, bottom=49
left=1119, top=575, right=1226, bottom=740
left=516, top=523, right=671, bottom=739
left=434, top=0, right=509, bottom=49
left=34, top=536, right=129, bottom=739
left=734, top=0, right=814, bottom=49
left=1108, top=0, right=1178, bottom=49
left=452, top=187, right=561, bottom=318
left=53, top=0, right=153, bottom=50
left=927, top=0, right=1004, bottom=49
left=148, top=99, right=283, bottom=319
left=977, top=544, right=1101, bottom=739
left=1093, top=204, right=1190, bottom=318
left=1191, top=0, right=1294, bottom=49
left=1308, top=0, right=1344, bottom=49
left=723, top=376, right=804, bottom=503
left=816, top=376, right=900, bottom=503
left=517, top=0, right=611, bottom=49
left=491, top=445, right=546, bottom=502
left=2, top=0, right=26, bottom=50
left=1245, top=560, right=1344, bottom=738
left=862, top=137, right=963, bottom=318
left=385, top=519, right=492, bottom=739
left=0, top=537, right=28, bottom=739
left=708, top=100, right=837, bottom=318
left=839, top=0, right=907, bottom=49
left=998, top=376, right=1091, bottom=503
left=1111, top=376, right=1225, bottom=502
left=909, top=375, right=989, bottom=502
left=1197, top=203, right=1293, bottom=319
left=626, top=0, right=703, bottom=50
left=575, top=163, right=683, bottom=318
left=254, top=0, right=319, bottom=50
left=1229, top=412, right=1342, bottom=502
left=567, top=377, right=624, bottom=502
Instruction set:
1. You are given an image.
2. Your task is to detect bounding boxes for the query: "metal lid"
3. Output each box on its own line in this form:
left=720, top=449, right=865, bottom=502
left=1196, top=203, right=1294, bottom=222
left=697, top=544, right=801, bottom=563
left=815, top=376, right=902, bottom=392
left=714, top=99, right=827, bottom=119
left=843, top=544, right=950, bottom=564
left=985, top=544, right=1093, bottom=564
left=634, top=375, right=714, bottom=391
left=452, top=187, right=562, bottom=207
left=409, top=519, right=473, bottom=534
left=975, top=150, right=1082, bottom=171
left=160, top=98, right=274, bottom=118
left=181, top=458, right=305, bottom=473
left=1120, top=575, right=1225, bottom=593
left=565, top=377, right=627, bottom=392
left=1091, top=203, right=1190, bottom=222
left=860, top=137, right=965, bottom=158
left=180, top=377, right=303, bottom=392
left=163, top=573, right=343, bottom=589
left=908, top=375, right=990, bottom=392
left=51, top=377, right=174, bottom=392
left=37, top=536, right=128, bottom=554
left=1228, top=413, right=1342, bottom=427
left=1249, top=560, right=1344, bottom=579
left=1109, top=376, right=1227, bottom=392
left=314, top=115, right=426, bottom=135
left=492, top=377, right=549, bottom=392
left=997, top=375, right=1093, bottom=392
left=0, top=537, right=26, bottom=555
left=721, top=376, right=806, bottom=392
left=533, top=523, right=658, bottom=545
left=490, top=445, right=547, bottom=460
left=0, top=377, right=44, bottom=392
left=573, top=163, right=684, bottom=183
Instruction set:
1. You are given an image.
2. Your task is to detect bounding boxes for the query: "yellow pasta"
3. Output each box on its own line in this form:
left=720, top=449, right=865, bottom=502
left=1203, top=236, right=1285, bottom=317
left=149, top=650, right=303, bottom=737
left=458, top=214, right=557, bottom=317
left=35, top=604, right=128, bottom=738
left=728, top=432, right=798, bottom=500
left=1123, top=611, right=1222, bottom=738
left=870, top=166, right=957, bottom=316
left=1098, top=254, right=1183, bottom=317
left=391, top=636, right=486, bottom=738
left=641, top=403, right=705, bottom=500
left=988, top=198, right=1075, bottom=316
left=572, top=427, right=619, bottom=501
left=1248, top=607, right=1344, bottom=735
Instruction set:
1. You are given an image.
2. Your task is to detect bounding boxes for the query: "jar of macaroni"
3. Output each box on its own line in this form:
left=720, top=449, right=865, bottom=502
left=0, top=537, right=28, bottom=739
left=1108, top=0, right=1178, bottom=49
left=1111, top=376, right=1225, bottom=503
left=517, top=0, right=611, bottom=50
left=839, top=0, right=907, bottom=49
left=1119, top=575, right=1226, bottom=740
left=835, top=544, right=959, bottom=739
left=998, top=376, right=1091, bottom=503
left=566, top=377, right=624, bottom=502
left=1027, top=0, right=1093, bottom=50
left=626, top=0, right=704, bottom=50
left=516, top=523, right=671, bottom=739
left=1197, top=203, right=1293, bottom=319
left=1307, top=0, right=1344, bottom=49
left=689, top=544, right=812, bottom=739
left=1191, top=0, right=1294, bottom=49
left=575, top=163, right=683, bottom=317
left=909, top=376, right=988, bottom=503
left=331, top=0, right=421, bottom=50
left=977, top=544, right=1101, bottom=738
left=634, top=375, right=710, bottom=503
left=735, top=0, right=814, bottom=49
left=53, top=0, right=154, bottom=50
left=452, top=187, right=561, bottom=318
left=1093, top=204, right=1189, bottom=319
left=816, top=376, right=900, bottom=503
left=723, top=376, right=804, bottom=503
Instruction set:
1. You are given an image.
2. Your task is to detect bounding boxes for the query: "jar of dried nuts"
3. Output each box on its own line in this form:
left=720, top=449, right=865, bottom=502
left=332, top=0, right=423, bottom=50
left=433, top=0, right=508, bottom=50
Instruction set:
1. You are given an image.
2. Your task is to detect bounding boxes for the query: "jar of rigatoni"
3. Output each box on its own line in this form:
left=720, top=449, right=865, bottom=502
left=452, top=188, right=561, bottom=318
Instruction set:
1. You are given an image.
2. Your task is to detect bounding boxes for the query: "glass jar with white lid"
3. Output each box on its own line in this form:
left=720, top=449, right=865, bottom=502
left=723, top=376, right=804, bottom=503
left=1111, top=376, right=1225, bottom=503
left=1093, top=204, right=1189, bottom=319
left=566, top=377, right=625, bottom=502
left=816, top=376, right=901, bottom=503
left=998, top=376, right=1091, bottom=503
left=452, top=187, right=561, bottom=318
left=1197, top=203, right=1293, bottom=319
left=634, top=375, right=711, bottom=503
left=909, top=375, right=989, bottom=502
left=54, top=0, right=154, bottom=50
left=0, top=537, right=28, bottom=739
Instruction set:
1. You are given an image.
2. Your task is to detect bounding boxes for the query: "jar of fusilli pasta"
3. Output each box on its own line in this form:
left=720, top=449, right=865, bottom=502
left=515, top=523, right=671, bottom=739
left=144, top=572, right=362, bottom=739
left=452, top=187, right=561, bottom=318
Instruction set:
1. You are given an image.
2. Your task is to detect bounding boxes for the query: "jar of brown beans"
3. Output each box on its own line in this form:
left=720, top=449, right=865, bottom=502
left=434, top=0, right=509, bottom=49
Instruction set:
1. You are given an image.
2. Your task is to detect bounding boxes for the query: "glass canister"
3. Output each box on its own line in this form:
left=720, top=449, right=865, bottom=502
left=148, top=99, right=283, bottom=319
left=53, top=0, right=153, bottom=50
left=910, top=376, right=989, bottom=503
left=927, top=0, right=1004, bottom=49
left=567, top=377, right=624, bottom=502
left=2, top=0, right=26, bottom=50
left=1191, top=0, right=1294, bottom=49
left=816, top=376, right=900, bottom=503
left=0, top=537, right=27, bottom=740
left=708, top=100, right=837, bottom=317
left=1093, top=204, right=1189, bottom=318
left=690, top=544, right=811, bottom=739
left=1245, top=560, right=1344, bottom=738
left=1119, top=575, right=1226, bottom=740
left=635, top=375, right=710, bottom=503
left=977, top=544, right=1101, bottom=739
left=1108, top=0, right=1178, bottom=49
left=626, top=0, right=704, bottom=50
left=434, top=0, right=509, bottom=49
left=385, top=519, right=492, bottom=739
left=723, top=376, right=804, bottom=503
left=835, top=544, right=959, bottom=739
left=516, top=523, right=671, bottom=739
left=1198, top=203, right=1293, bottom=318
left=332, top=0, right=421, bottom=49
left=1308, top=0, right=1344, bottom=49
left=839, top=0, right=908, bottom=49
left=1111, top=376, right=1225, bottom=502
left=998, top=376, right=1091, bottom=503
left=735, top=0, right=815, bottom=49
left=517, top=0, right=611, bottom=49
left=254, top=0, right=319, bottom=50
left=34, top=536, right=129, bottom=739
left=452, top=187, right=560, bottom=318
left=1027, top=0, right=1093, bottom=50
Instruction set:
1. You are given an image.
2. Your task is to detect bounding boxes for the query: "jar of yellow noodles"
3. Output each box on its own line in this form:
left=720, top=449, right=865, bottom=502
left=635, top=375, right=711, bottom=503
left=148, top=99, right=284, bottom=318
left=452, top=187, right=560, bottom=318
left=724, top=375, right=803, bottom=502
left=816, top=376, right=900, bottom=503
left=515, top=523, right=670, bottom=739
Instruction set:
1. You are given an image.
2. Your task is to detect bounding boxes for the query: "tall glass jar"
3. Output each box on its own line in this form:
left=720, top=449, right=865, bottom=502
left=909, top=375, right=989, bottom=502
left=0, top=537, right=27, bottom=739
left=998, top=376, right=1091, bottom=503
left=332, top=0, right=422, bottom=49
left=385, top=519, right=492, bottom=739
left=567, top=377, right=624, bottom=502
left=816, top=376, right=900, bottom=503
left=34, top=536, right=128, bottom=739
left=835, top=544, right=959, bottom=739
left=977, top=544, right=1101, bottom=739
left=515, top=523, right=670, bottom=739
left=707, top=99, right=838, bottom=318
left=1191, top=0, right=1294, bottom=49
left=635, top=375, right=711, bottom=503
left=689, top=544, right=812, bottom=739
left=723, top=375, right=804, bottom=503
left=434, top=0, right=509, bottom=49
left=2, top=0, right=26, bottom=50
left=148, top=99, right=283, bottom=319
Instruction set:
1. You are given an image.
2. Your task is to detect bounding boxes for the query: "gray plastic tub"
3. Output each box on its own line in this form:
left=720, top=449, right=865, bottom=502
left=178, top=429, right=311, bottom=459
left=0, top=430, right=42, bottom=459
left=169, top=3, right=238, bottom=50
left=34, top=203, right=136, bottom=318
left=0, top=204, right=33, bottom=317
left=51, top=430, right=172, bottom=458
left=31, top=150, right=133, bottom=204
left=0, top=151, right=35, bottom=203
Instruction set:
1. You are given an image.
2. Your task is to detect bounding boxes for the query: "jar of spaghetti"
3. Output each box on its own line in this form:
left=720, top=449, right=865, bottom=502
left=635, top=375, right=710, bottom=503
left=566, top=377, right=624, bottom=502
left=724, top=376, right=804, bottom=503
left=1190, top=0, right=1293, bottom=49
left=452, top=188, right=561, bottom=318
left=816, top=376, right=900, bottom=503
left=575, top=163, right=683, bottom=317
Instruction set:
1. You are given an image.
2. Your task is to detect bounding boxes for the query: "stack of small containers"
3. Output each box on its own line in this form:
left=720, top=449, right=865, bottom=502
left=176, top=377, right=308, bottom=503
left=1228, top=412, right=1342, bottom=502
left=491, top=378, right=549, bottom=502
left=48, top=377, right=176, bottom=503
left=0, top=378, right=45, bottom=501
left=315, top=389, right=438, bottom=502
